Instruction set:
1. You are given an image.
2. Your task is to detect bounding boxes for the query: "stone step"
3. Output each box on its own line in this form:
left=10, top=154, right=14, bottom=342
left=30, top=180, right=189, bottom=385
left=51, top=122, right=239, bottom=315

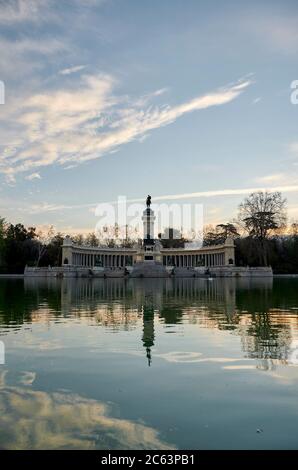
left=172, top=267, right=198, bottom=278
left=130, top=262, right=169, bottom=278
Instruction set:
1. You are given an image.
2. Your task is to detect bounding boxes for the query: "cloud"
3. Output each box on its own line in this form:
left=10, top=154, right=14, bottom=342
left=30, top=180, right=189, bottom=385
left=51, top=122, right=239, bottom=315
left=0, top=0, right=48, bottom=24
left=0, top=36, right=69, bottom=57
left=13, top=183, right=298, bottom=215
left=0, top=75, right=251, bottom=181
left=147, top=185, right=298, bottom=202
left=25, top=172, right=41, bottom=180
left=0, top=0, right=101, bottom=25
left=243, top=13, right=298, bottom=54
left=290, top=142, right=298, bottom=154
left=255, top=173, right=286, bottom=184
left=59, top=65, right=87, bottom=75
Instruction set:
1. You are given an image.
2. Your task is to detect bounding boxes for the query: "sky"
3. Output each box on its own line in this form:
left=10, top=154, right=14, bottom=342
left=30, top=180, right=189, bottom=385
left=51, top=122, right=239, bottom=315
left=0, top=0, right=298, bottom=234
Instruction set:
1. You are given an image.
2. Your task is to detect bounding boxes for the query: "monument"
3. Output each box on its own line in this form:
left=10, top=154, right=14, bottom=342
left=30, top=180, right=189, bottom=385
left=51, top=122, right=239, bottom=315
left=24, top=194, right=273, bottom=278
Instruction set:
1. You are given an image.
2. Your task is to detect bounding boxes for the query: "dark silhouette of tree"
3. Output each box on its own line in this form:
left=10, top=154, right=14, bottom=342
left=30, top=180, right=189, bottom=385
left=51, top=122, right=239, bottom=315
left=158, top=227, right=188, bottom=248
left=238, top=191, right=287, bottom=265
left=203, top=223, right=239, bottom=246
left=216, top=223, right=240, bottom=239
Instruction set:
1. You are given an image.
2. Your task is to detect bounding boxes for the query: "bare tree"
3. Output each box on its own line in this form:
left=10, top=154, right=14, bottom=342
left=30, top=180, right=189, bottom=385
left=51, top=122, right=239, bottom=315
left=238, top=191, right=287, bottom=265
left=85, top=232, right=99, bottom=247
left=291, top=221, right=298, bottom=236
left=96, top=224, right=140, bottom=248
left=35, top=225, right=55, bottom=266
left=72, top=234, right=84, bottom=245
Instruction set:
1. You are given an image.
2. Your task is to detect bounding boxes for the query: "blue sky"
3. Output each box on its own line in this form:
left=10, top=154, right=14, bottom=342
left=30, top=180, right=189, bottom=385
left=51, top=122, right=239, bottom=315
left=0, top=0, right=298, bottom=233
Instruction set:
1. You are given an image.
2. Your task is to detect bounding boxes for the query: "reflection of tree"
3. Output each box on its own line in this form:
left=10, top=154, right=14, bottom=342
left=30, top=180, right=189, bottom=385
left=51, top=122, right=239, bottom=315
left=158, top=305, right=183, bottom=324
left=1, top=277, right=298, bottom=367
left=240, top=313, right=292, bottom=366
left=0, top=279, right=61, bottom=327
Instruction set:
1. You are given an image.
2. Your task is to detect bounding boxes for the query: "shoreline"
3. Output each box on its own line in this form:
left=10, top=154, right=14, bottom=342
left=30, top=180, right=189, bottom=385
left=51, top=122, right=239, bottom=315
left=0, top=273, right=298, bottom=279
left=273, top=274, right=298, bottom=278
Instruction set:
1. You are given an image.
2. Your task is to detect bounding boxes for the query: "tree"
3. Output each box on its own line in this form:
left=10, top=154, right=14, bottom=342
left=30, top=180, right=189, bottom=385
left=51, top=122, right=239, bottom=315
left=291, top=221, right=298, bottom=236
left=0, top=217, right=6, bottom=266
left=95, top=224, right=140, bottom=248
left=203, top=223, right=239, bottom=246
left=216, top=223, right=240, bottom=239
left=45, top=232, right=64, bottom=266
left=35, top=225, right=55, bottom=266
left=72, top=234, right=84, bottom=245
left=238, top=191, right=287, bottom=265
left=85, top=232, right=99, bottom=247
left=158, top=227, right=188, bottom=248
left=203, top=225, right=222, bottom=246
left=4, top=223, right=37, bottom=272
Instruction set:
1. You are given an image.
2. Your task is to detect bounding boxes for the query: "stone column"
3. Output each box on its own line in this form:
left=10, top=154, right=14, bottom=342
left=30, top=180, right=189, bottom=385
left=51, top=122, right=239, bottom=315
left=224, top=238, right=235, bottom=266
left=62, top=236, right=73, bottom=265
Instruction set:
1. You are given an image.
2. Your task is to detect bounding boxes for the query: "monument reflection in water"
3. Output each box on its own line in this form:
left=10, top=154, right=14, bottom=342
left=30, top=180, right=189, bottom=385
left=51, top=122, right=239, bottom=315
left=0, top=277, right=298, bottom=449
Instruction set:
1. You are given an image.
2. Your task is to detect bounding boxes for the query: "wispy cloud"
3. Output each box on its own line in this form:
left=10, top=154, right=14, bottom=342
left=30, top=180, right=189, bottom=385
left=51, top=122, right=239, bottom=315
left=59, top=65, right=87, bottom=75
left=243, top=12, right=298, bottom=54
left=255, top=173, right=286, bottom=184
left=0, top=76, right=251, bottom=182
left=15, top=184, right=298, bottom=214
left=0, top=0, right=100, bottom=25
left=290, top=142, right=298, bottom=154
left=25, top=172, right=41, bottom=180
left=0, top=0, right=49, bottom=24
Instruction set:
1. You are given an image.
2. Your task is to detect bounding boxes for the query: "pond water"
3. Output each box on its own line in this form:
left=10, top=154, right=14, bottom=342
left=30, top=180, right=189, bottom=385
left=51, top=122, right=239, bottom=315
left=0, top=277, right=298, bottom=450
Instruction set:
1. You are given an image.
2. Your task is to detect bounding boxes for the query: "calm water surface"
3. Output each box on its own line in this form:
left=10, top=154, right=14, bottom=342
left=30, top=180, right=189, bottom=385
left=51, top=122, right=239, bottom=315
left=0, top=277, right=298, bottom=450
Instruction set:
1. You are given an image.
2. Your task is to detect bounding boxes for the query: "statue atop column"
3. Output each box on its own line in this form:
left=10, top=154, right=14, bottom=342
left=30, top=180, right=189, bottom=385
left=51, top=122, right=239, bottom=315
left=146, top=195, right=151, bottom=208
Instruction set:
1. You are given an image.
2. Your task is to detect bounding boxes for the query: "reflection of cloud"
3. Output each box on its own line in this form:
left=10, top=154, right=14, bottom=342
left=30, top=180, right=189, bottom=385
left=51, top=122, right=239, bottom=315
left=222, top=365, right=256, bottom=370
left=156, top=351, right=253, bottom=365
left=156, top=351, right=203, bottom=363
left=0, top=380, right=175, bottom=450
left=18, top=335, right=64, bottom=351
left=0, top=370, right=8, bottom=387
left=17, top=371, right=36, bottom=386
left=0, top=371, right=174, bottom=450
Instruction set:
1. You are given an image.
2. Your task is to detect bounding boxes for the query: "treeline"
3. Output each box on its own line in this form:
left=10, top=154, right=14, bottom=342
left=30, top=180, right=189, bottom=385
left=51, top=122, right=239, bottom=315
left=0, top=219, right=63, bottom=273
left=0, top=220, right=137, bottom=273
left=203, top=191, right=298, bottom=273
left=0, top=191, right=298, bottom=274
left=204, top=223, right=298, bottom=273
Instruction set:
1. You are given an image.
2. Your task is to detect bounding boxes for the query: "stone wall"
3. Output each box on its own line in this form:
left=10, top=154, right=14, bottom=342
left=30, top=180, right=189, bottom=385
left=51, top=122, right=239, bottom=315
left=208, top=266, right=273, bottom=277
left=24, top=265, right=273, bottom=278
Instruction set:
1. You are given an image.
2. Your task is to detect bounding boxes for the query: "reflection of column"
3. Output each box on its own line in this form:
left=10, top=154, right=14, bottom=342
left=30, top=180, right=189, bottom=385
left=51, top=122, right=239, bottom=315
left=142, top=304, right=155, bottom=366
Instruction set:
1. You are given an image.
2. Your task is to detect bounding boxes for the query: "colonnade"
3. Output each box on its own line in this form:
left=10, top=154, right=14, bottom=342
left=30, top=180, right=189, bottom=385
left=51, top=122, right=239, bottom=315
left=72, top=252, right=133, bottom=268
left=64, top=245, right=232, bottom=268
left=162, top=252, right=225, bottom=267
